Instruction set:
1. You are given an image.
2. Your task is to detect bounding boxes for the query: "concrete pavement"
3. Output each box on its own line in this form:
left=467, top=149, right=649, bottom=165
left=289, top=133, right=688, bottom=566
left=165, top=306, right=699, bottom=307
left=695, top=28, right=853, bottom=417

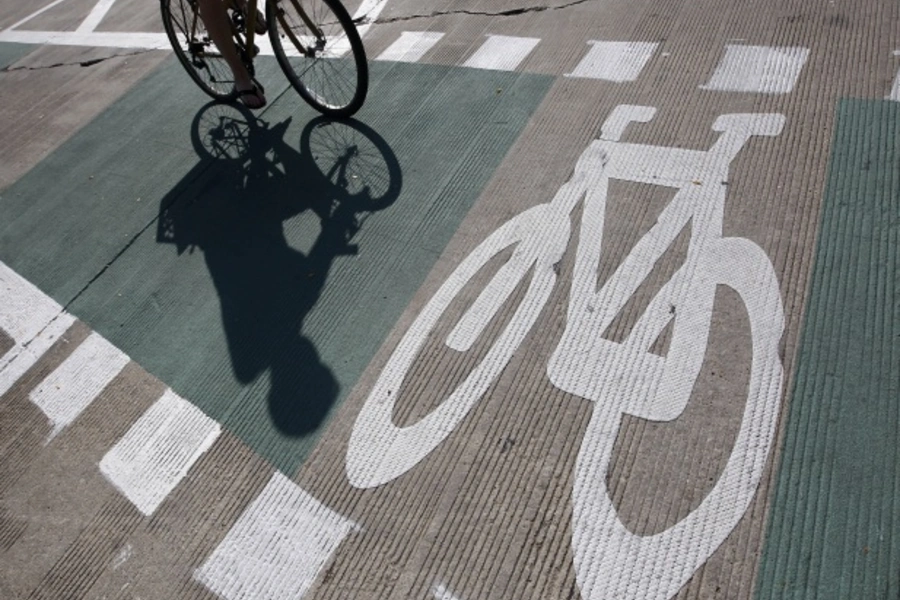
left=0, top=0, right=898, bottom=598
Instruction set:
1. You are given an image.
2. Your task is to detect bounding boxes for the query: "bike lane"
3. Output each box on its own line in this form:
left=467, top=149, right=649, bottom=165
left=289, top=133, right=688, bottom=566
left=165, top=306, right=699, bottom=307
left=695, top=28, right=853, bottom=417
left=755, top=98, right=900, bottom=599
left=0, top=0, right=899, bottom=599
left=0, top=56, right=554, bottom=476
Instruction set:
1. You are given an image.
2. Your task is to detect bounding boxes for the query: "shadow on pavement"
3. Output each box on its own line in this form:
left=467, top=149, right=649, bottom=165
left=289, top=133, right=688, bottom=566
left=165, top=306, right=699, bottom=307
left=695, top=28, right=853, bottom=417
left=156, top=101, right=402, bottom=436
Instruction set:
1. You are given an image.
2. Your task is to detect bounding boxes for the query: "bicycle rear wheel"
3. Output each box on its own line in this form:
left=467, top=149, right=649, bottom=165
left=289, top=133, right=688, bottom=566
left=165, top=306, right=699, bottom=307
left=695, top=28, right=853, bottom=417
left=267, top=0, right=368, bottom=117
left=161, top=0, right=238, bottom=100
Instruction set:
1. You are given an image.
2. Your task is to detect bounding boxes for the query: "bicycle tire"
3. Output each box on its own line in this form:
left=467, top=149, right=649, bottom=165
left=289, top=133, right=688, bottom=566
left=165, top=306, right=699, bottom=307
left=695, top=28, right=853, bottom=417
left=267, top=0, right=369, bottom=117
left=161, top=0, right=237, bottom=100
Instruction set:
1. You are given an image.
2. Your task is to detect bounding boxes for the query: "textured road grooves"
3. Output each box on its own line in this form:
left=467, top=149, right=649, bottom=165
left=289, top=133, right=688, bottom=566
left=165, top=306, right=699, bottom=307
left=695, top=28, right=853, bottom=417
left=1, top=0, right=899, bottom=599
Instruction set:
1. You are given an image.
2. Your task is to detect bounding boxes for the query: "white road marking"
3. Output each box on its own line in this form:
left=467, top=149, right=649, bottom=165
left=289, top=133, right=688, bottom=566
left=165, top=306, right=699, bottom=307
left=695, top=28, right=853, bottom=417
left=376, top=31, right=444, bottom=63
left=195, top=472, right=359, bottom=600
left=30, top=331, right=129, bottom=441
left=352, top=0, right=389, bottom=39
left=432, top=582, right=464, bottom=600
left=76, top=0, right=119, bottom=33
left=887, top=50, right=900, bottom=101
left=565, top=41, right=658, bottom=82
left=0, top=30, right=169, bottom=49
left=99, top=389, right=221, bottom=516
left=0, top=261, right=76, bottom=399
left=347, top=106, right=786, bottom=600
left=463, top=34, right=540, bottom=71
left=2, top=0, right=71, bottom=32
left=700, top=44, right=810, bottom=94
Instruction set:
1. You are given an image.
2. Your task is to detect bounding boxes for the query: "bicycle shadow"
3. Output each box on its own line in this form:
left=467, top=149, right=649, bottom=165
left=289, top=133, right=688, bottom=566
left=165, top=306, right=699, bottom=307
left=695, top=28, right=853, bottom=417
left=156, top=102, right=402, bottom=436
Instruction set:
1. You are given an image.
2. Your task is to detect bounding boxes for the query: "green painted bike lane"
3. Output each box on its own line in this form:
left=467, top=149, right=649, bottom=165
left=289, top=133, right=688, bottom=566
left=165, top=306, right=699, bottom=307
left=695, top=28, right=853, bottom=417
left=0, top=54, right=553, bottom=475
left=0, top=42, right=33, bottom=69
left=756, top=99, right=900, bottom=598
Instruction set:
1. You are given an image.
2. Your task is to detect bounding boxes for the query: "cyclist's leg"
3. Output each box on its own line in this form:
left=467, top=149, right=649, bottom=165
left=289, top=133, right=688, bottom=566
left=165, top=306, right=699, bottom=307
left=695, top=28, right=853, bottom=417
left=196, top=0, right=266, bottom=108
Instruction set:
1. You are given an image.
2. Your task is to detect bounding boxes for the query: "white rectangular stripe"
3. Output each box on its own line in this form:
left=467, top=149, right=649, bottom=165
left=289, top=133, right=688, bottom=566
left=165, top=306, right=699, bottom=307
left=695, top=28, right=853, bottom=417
left=76, top=0, right=119, bottom=33
left=0, top=261, right=76, bottom=398
left=3, top=0, right=71, bottom=32
left=0, top=30, right=170, bottom=50
left=376, top=31, right=444, bottom=63
left=888, top=50, right=900, bottom=101
left=30, top=332, right=129, bottom=440
left=195, top=472, right=359, bottom=600
left=463, top=35, right=540, bottom=71
left=99, top=390, right=220, bottom=516
left=565, top=41, right=657, bottom=82
left=700, top=44, right=810, bottom=94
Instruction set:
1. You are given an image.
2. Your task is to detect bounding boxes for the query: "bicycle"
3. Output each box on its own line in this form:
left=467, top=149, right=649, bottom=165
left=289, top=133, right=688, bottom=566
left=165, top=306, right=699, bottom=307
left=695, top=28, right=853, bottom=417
left=161, top=0, right=368, bottom=117
left=345, top=105, right=787, bottom=599
left=157, top=101, right=401, bottom=254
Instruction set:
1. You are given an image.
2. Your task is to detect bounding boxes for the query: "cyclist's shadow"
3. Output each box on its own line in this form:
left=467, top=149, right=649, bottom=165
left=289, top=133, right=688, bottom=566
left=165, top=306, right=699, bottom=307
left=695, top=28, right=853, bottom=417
left=157, top=102, right=402, bottom=436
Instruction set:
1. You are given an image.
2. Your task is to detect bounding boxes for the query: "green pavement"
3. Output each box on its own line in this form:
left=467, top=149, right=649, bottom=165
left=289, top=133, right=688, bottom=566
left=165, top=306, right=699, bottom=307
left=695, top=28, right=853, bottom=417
left=756, top=99, right=900, bottom=599
left=0, top=55, right=553, bottom=475
left=0, top=42, right=33, bottom=70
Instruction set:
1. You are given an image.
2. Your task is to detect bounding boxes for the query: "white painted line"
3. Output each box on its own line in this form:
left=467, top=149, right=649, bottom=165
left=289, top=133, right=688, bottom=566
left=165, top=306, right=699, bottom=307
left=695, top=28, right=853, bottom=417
left=700, top=44, right=810, bottom=94
left=195, top=472, right=359, bottom=600
left=565, top=41, right=658, bottom=82
left=0, top=262, right=66, bottom=343
left=3, top=0, right=71, bottom=32
left=99, top=390, right=221, bottom=516
left=0, top=30, right=170, bottom=50
left=351, top=0, right=388, bottom=40
left=0, top=261, right=76, bottom=398
left=462, top=34, right=540, bottom=71
left=376, top=31, right=444, bottom=63
left=76, top=0, right=120, bottom=33
left=0, top=316, right=74, bottom=399
left=30, top=332, right=129, bottom=441
left=887, top=50, right=900, bottom=101
left=432, top=582, right=464, bottom=600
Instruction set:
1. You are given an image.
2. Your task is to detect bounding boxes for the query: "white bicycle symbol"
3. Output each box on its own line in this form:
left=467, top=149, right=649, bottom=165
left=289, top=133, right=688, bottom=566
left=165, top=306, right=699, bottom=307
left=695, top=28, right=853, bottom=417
left=346, top=105, right=786, bottom=600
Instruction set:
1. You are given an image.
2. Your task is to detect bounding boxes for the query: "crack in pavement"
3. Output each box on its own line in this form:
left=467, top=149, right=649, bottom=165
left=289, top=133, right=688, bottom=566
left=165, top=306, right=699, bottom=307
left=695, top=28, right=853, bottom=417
left=357, top=0, right=595, bottom=25
left=1, top=49, right=155, bottom=73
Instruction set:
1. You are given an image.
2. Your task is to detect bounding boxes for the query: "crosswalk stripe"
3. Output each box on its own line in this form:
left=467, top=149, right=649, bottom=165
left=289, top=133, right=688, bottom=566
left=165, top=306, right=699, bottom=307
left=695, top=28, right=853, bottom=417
left=75, top=0, right=119, bottom=33
left=0, top=261, right=76, bottom=399
left=29, top=331, right=130, bottom=441
left=2, top=0, right=70, bottom=32
left=887, top=50, right=900, bottom=101
left=376, top=31, right=445, bottom=63
left=194, top=471, right=359, bottom=600
left=99, top=389, right=221, bottom=516
left=463, top=34, right=541, bottom=71
left=433, top=582, right=465, bottom=600
left=565, top=40, right=658, bottom=82
left=699, top=44, right=810, bottom=94
left=0, top=18, right=827, bottom=101
left=0, top=30, right=169, bottom=49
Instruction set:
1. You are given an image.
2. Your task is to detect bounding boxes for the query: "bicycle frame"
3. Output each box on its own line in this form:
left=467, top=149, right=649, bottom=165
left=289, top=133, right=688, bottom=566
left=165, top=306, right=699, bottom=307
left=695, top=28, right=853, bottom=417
left=233, top=0, right=324, bottom=63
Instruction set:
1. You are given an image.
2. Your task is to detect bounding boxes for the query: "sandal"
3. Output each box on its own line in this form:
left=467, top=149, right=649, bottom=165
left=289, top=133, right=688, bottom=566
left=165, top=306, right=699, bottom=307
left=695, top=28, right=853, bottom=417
left=235, top=83, right=267, bottom=109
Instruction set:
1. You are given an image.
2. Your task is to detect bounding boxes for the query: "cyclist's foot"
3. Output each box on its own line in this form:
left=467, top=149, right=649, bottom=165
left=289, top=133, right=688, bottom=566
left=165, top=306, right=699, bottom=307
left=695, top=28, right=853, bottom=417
left=235, top=83, right=267, bottom=109
left=238, top=2, right=267, bottom=34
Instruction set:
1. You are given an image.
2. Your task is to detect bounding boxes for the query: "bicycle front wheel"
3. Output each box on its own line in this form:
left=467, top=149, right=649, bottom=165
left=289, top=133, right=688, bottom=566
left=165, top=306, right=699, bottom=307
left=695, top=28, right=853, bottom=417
left=267, top=0, right=368, bottom=117
left=161, top=0, right=236, bottom=100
